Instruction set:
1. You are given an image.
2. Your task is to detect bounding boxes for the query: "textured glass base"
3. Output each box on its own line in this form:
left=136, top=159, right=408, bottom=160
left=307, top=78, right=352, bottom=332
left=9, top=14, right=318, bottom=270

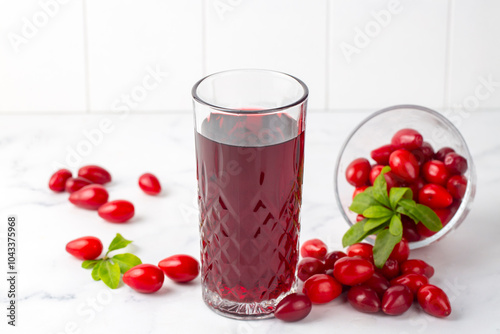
left=202, top=282, right=297, bottom=320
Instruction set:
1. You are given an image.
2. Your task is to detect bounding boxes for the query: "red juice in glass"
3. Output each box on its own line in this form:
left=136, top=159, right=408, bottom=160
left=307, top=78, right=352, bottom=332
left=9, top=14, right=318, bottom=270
left=192, top=69, right=308, bottom=319
left=196, top=113, right=304, bottom=307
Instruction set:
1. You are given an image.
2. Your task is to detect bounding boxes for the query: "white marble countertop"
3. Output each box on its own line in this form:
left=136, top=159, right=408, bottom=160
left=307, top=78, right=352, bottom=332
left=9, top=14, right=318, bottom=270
left=1, top=111, right=499, bottom=334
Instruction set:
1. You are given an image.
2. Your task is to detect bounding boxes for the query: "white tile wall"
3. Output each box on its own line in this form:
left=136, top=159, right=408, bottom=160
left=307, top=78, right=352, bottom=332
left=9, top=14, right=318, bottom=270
left=0, top=0, right=86, bottom=112
left=0, top=0, right=498, bottom=113
left=329, top=0, right=449, bottom=111
left=448, top=0, right=500, bottom=110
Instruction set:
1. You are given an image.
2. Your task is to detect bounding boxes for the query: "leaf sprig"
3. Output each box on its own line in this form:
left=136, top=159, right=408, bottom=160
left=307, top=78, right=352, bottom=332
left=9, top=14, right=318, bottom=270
left=342, top=166, right=442, bottom=268
left=82, top=233, right=142, bottom=289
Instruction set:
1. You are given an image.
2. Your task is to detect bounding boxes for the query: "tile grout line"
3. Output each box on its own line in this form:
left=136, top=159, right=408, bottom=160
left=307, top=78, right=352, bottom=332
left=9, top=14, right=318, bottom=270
left=443, top=0, right=455, bottom=111
left=325, top=0, right=331, bottom=111
left=201, top=0, right=208, bottom=76
left=82, top=0, right=91, bottom=113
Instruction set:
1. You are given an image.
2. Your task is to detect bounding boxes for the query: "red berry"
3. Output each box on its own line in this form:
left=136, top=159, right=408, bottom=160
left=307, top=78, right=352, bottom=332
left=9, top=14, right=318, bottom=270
left=363, top=272, right=390, bottom=298
left=158, top=254, right=199, bottom=283
left=388, top=238, right=410, bottom=263
left=443, top=153, right=468, bottom=175
left=375, top=258, right=400, bottom=280
left=416, top=222, right=437, bottom=238
left=97, top=200, right=135, bottom=223
left=324, top=251, right=347, bottom=270
left=353, top=186, right=369, bottom=199
left=333, top=257, right=374, bottom=286
left=297, top=258, right=326, bottom=281
left=384, top=171, right=402, bottom=190
left=389, top=149, right=419, bottom=182
left=418, top=184, right=453, bottom=209
left=346, top=243, right=373, bottom=261
left=347, top=285, right=381, bottom=313
left=411, top=141, right=434, bottom=166
left=274, top=293, right=312, bottom=322
left=391, top=128, right=423, bottom=150
left=345, top=158, right=371, bottom=187
left=417, top=285, right=452, bottom=318
left=65, top=177, right=93, bottom=193
left=370, top=144, right=394, bottom=165
left=69, top=184, right=109, bottom=210
left=123, top=264, right=164, bottom=293
left=422, top=160, right=451, bottom=186
left=356, top=214, right=365, bottom=222
left=407, top=177, right=425, bottom=201
left=391, top=273, right=429, bottom=296
left=78, top=165, right=111, bottom=185
left=447, top=175, right=467, bottom=200
left=139, top=173, right=162, bottom=195
left=435, top=147, right=455, bottom=161
left=433, top=208, right=454, bottom=227
left=381, top=285, right=413, bottom=315
left=303, top=274, right=342, bottom=304
left=402, top=216, right=421, bottom=242
left=300, top=239, right=328, bottom=260
left=369, top=165, right=384, bottom=185
left=49, top=169, right=72, bottom=192
left=400, top=259, right=434, bottom=278
left=65, top=236, right=103, bottom=260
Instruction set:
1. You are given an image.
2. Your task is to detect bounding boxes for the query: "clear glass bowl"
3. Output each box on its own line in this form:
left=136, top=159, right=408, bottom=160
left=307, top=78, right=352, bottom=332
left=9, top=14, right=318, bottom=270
left=334, top=105, right=476, bottom=249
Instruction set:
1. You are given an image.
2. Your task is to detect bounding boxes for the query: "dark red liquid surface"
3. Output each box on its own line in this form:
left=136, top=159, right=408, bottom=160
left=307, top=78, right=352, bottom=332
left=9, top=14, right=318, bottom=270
left=196, top=113, right=305, bottom=303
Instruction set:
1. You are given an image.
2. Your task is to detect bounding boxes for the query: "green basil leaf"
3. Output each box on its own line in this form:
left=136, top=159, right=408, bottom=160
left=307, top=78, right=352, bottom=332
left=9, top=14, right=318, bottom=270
left=395, top=206, right=419, bottom=223
left=389, top=187, right=413, bottom=210
left=99, top=260, right=121, bottom=289
left=363, top=206, right=394, bottom=219
left=342, top=219, right=378, bottom=247
left=373, top=229, right=402, bottom=269
left=349, top=188, right=380, bottom=214
left=107, top=233, right=132, bottom=254
left=373, top=166, right=391, bottom=208
left=82, top=260, right=100, bottom=269
left=389, top=214, right=403, bottom=236
left=364, top=217, right=391, bottom=232
left=415, top=204, right=443, bottom=232
left=91, top=261, right=102, bottom=281
left=112, top=253, right=142, bottom=274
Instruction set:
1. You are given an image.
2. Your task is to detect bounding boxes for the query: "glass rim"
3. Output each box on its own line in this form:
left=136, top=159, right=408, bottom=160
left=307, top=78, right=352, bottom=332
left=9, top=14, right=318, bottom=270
left=191, top=69, right=309, bottom=115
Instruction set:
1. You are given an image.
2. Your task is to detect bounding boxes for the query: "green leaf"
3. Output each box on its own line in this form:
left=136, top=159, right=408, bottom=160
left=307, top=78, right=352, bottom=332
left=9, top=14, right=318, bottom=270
left=342, top=219, right=378, bottom=247
left=91, top=261, right=102, bottom=281
left=395, top=206, right=419, bottom=223
left=396, top=199, right=420, bottom=223
left=373, top=229, right=402, bottom=269
left=372, top=166, right=391, bottom=208
left=107, top=233, right=132, bottom=254
left=364, top=217, right=391, bottom=231
left=112, top=253, right=142, bottom=274
left=99, top=260, right=121, bottom=289
left=349, top=188, right=379, bottom=214
left=389, top=214, right=403, bottom=236
left=415, top=204, right=443, bottom=232
left=389, top=187, right=413, bottom=210
left=363, top=206, right=394, bottom=219
left=82, top=260, right=100, bottom=269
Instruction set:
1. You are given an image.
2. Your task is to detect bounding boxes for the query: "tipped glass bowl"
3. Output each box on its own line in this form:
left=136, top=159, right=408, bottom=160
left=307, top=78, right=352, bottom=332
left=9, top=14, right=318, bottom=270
left=334, top=105, right=476, bottom=249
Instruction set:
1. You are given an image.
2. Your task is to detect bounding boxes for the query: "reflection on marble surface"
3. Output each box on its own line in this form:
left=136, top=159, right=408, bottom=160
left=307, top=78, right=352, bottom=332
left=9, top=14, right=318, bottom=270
left=0, top=111, right=499, bottom=333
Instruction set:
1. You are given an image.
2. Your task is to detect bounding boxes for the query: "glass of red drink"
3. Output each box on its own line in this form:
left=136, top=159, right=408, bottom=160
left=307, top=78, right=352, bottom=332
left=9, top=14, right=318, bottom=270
left=192, top=69, right=308, bottom=319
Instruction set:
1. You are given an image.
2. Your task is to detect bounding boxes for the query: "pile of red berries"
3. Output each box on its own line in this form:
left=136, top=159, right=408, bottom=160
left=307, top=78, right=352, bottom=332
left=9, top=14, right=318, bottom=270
left=274, top=238, right=451, bottom=322
left=49, top=165, right=162, bottom=223
left=345, top=128, right=469, bottom=240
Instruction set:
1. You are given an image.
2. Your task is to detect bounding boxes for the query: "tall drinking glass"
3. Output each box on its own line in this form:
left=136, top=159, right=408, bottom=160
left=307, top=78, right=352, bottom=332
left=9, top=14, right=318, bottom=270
left=192, top=69, right=308, bottom=319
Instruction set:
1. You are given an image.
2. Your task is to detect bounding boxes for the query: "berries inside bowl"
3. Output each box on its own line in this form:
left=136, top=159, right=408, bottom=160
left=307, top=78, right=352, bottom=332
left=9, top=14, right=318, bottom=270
left=334, top=105, right=476, bottom=249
